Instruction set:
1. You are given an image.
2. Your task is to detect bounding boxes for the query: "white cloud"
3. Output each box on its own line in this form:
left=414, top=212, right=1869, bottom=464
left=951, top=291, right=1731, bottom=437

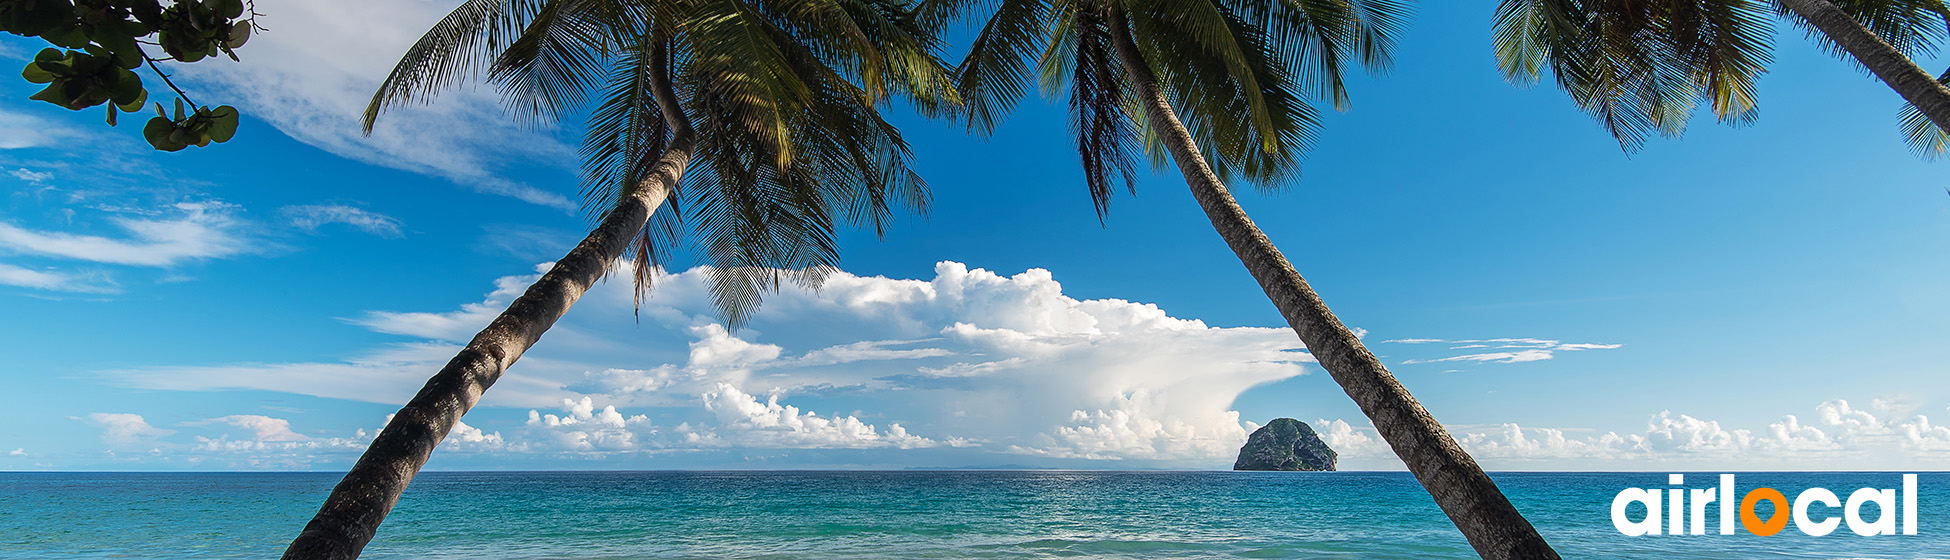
left=1323, top=399, right=1950, bottom=470
left=9, top=168, right=52, bottom=183
left=110, top=340, right=572, bottom=409
left=444, top=420, right=510, bottom=452
left=796, top=340, right=953, bottom=366
left=280, top=204, right=403, bottom=237
left=201, top=415, right=309, bottom=442
left=1404, top=349, right=1556, bottom=364
left=700, top=383, right=941, bottom=449
left=1386, top=337, right=1621, bottom=365
left=177, top=0, right=576, bottom=210
left=108, top=261, right=1311, bottom=465
left=0, top=263, right=114, bottom=292
left=8, top=448, right=25, bottom=456
left=0, top=108, right=81, bottom=149
left=525, top=397, right=648, bottom=452
left=347, top=264, right=542, bottom=342
left=0, top=202, right=251, bottom=266
left=85, top=413, right=175, bottom=445
left=1313, top=418, right=1389, bottom=458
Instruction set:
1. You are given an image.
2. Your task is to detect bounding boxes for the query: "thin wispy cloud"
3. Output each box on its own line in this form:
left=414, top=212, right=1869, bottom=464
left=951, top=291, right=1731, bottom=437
left=0, top=263, right=114, bottom=293
left=0, top=108, right=81, bottom=150
left=1384, top=337, right=1621, bottom=365
left=280, top=204, right=403, bottom=237
left=0, top=202, right=253, bottom=266
left=175, top=0, right=577, bottom=211
left=9, top=168, right=51, bottom=183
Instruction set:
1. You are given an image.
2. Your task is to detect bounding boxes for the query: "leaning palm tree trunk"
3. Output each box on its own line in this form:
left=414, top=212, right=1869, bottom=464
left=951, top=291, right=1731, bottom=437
left=1103, top=7, right=1557, bottom=560
left=279, top=56, right=696, bottom=560
left=1779, top=0, right=1950, bottom=131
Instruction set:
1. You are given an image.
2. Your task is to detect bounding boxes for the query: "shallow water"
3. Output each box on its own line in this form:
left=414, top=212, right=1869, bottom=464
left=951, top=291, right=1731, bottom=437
left=2, top=471, right=1944, bottom=559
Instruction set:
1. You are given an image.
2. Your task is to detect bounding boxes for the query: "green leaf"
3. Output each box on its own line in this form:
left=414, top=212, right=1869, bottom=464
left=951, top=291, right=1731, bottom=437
left=97, top=33, right=143, bottom=69
left=206, top=105, right=239, bottom=142
left=116, top=88, right=148, bottom=113
left=21, top=62, right=56, bottom=84
left=143, top=115, right=174, bottom=142
left=211, top=0, right=245, bottom=20
left=106, top=103, right=116, bottom=126
left=28, top=84, right=69, bottom=106
left=43, top=24, right=87, bottom=49
left=172, top=97, right=183, bottom=121
left=110, top=69, right=143, bottom=105
left=226, top=23, right=250, bottom=49
left=0, top=0, right=77, bottom=37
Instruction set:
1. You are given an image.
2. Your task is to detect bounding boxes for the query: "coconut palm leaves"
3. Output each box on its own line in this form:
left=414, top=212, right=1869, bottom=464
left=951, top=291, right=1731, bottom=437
left=1899, top=68, right=1950, bottom=156
left=1492, top=0, right=1950, bottom=153
left=941, top=0, right=1405, bottom=217
left=366, top=0, right=952, bottom=326
left=281, top=2, right=955, bottom=559
left=935, top=2, right=1563, bottom=559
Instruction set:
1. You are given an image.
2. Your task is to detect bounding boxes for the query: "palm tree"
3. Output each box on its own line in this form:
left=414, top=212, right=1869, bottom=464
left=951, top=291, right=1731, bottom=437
left=1900, top=68, right=1950, bottom=156
left=935, top=1, right=1561, bottom=558
left=280, top=2, right=953, bottom=559
left=1492, top=0, right=1950, bottom=151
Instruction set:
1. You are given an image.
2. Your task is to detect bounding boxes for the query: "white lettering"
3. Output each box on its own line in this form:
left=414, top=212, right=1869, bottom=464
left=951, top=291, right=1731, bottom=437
left=1613, top=488, right=1662, bottom=537
left=1845, top=488, right=1896, bottom=536
left=1795, top=488, right=1841, bottom=536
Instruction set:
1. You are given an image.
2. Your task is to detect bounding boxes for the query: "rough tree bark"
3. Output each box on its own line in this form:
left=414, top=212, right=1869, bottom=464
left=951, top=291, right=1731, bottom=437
left=1104, top=5, right=1560, bottom=560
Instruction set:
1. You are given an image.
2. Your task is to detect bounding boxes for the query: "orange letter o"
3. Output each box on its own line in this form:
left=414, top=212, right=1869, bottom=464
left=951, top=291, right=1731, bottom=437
left=1741, top=488, right=1790, bottom=536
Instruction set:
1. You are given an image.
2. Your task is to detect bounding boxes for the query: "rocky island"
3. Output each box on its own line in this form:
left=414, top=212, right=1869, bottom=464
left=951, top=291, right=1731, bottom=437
left=1233, top=418, right=1337, bottom=471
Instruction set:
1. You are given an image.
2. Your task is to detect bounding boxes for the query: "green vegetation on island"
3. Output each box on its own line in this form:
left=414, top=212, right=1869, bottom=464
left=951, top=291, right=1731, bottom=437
left=1235, top=418, right=1338, bottom=472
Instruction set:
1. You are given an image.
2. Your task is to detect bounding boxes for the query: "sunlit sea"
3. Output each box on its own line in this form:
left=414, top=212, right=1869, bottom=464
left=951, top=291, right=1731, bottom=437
left=3, top=471, right=1945, bottom=559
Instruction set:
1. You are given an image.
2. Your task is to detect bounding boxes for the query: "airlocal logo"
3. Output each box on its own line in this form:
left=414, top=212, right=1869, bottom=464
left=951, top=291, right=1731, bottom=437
left=1612, top=474, right=1918, bottom=536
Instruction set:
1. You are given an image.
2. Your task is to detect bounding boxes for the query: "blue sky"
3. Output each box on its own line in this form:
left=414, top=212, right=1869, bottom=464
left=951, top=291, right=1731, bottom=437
left=1, top=0, right=1947, bottom=471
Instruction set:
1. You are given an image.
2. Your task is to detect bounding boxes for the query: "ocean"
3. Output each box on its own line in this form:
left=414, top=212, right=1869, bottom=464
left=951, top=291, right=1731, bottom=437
left=2, top=471, right=1943, bottom=559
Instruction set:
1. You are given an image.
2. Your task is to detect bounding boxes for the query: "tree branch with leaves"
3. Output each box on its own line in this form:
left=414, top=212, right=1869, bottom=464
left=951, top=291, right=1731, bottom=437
left=3, top=0, right=259, bottom=150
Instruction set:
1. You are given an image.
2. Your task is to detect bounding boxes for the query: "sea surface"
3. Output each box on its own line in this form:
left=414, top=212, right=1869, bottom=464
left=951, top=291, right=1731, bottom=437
left=2, top=471, right=1945, bottom=559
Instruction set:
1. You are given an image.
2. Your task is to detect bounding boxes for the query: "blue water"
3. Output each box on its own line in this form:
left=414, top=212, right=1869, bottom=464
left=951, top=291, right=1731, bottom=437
left=2, top=471, right=1944, bottom=559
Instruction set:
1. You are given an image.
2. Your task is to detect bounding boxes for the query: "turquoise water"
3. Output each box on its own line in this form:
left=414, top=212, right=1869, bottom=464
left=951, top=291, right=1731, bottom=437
left=2, top=471, right=1945, bottom=559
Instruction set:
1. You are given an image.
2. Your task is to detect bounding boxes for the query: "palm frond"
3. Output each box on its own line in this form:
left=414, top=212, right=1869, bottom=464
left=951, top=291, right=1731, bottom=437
left=1901, top=67, right=1950, bottom=158
left=363, top=0, right=550, bottom=132
left=1064, top=3, right=1139, bottom=219
left=487, top=0, right=623, bottom=126
left=1786, top=0, right=1950, bottom=62
left=951, top=0, right=1054, bottom=132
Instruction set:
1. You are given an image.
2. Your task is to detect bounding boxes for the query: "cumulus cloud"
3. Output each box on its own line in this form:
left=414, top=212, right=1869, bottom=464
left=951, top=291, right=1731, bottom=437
left=176, top=0, right=575, bottom=210
left=280, top=204, right=404, bottom=237
left=1324, top=399, right=1950, bottom=470
left=1385, top=337, right=1621, bottom=365
left=200, top=415, right=309, bottom=442
left=0, top=202, right=252, bottom=266
left=701, top=383, right=942, bottom=449
left=108, top=261, right=1313, bottom=464
left=85, top=413, right=175, bottom=445
left=525, top=397, right=648, bottom=452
